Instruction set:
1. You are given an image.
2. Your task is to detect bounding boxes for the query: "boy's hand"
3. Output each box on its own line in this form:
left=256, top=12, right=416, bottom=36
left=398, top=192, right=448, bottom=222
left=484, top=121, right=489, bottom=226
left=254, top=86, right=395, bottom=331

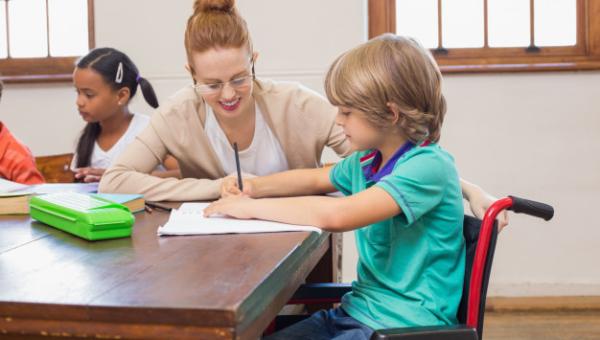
left=204, top=196, right=254, bottom=219
left=468, top=191, right=509, bottom=232
left=221, top=176, right=255, bottom=198
left=73, top=167, right=105, bottom=183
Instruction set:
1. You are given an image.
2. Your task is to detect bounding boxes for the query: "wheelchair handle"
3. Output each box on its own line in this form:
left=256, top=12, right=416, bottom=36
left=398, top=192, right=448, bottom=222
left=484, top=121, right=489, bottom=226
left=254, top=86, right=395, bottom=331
left=507, top=195, right=554, bottom=221
left=468, top=195, right=554, bottom=329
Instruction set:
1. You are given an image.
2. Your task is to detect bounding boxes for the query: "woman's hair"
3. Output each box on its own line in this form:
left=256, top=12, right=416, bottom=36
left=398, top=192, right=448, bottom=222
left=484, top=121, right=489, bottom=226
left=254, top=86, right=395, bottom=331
left=325, top=33, right=446, bottom=143
left=74, top=47, right=159, bottom=168
left=184, top=0, right=252, bottom=69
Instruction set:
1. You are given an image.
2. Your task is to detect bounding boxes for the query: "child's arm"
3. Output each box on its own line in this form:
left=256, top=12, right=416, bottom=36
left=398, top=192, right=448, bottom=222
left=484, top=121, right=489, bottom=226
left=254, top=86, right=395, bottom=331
left=460, top=178, right=508, bottom=230
left=222, top=166, right=337, bottom=198
left=205, top=185, right=400, bottom=232
left=73, top=167, right=105, bottom=183
left=151, top=155, right=181, bottom=179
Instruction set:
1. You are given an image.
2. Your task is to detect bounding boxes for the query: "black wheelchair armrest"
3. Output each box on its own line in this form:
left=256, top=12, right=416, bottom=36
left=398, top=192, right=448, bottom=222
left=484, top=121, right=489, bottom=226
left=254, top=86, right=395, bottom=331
left=288, top=283, right=352, bottom=304
left=371, top=324, right=478, bottom=340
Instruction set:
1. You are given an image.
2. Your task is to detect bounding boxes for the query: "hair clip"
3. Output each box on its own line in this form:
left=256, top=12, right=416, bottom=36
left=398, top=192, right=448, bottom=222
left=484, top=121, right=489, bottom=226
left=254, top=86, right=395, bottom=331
left=136, top=75, right=141, bottom=83
left=115, top=62, right=124, bottom=84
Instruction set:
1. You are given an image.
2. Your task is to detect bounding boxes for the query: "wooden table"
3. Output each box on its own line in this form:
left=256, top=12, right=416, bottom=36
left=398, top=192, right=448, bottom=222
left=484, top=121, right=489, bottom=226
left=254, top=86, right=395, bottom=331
left=0, top=209, right=336, bottom=339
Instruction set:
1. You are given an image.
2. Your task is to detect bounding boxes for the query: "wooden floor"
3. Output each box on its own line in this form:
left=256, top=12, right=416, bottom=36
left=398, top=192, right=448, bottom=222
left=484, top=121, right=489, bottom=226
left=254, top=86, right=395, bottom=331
left=484, top=310, right=600, bottom=340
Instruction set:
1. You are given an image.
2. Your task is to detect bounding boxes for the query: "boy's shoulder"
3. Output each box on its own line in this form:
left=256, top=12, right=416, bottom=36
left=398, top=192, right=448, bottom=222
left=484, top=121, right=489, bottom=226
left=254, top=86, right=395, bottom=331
left=400, top=143, right=455, bottom=166
left=388, top=143, right=457, bottom=181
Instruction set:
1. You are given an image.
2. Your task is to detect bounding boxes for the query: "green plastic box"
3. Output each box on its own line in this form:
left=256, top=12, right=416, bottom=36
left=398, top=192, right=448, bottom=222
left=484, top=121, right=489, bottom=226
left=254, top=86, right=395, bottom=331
left=29, top=192, right=135, bottom=241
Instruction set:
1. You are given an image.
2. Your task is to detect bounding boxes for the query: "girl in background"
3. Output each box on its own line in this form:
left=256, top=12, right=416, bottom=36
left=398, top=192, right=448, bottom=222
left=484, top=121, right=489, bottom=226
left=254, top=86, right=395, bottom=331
left=72, top=47, right=179, bottom=182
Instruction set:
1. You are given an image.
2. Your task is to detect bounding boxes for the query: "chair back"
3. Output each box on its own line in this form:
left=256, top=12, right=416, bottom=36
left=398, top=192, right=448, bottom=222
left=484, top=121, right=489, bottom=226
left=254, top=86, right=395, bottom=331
left=457, top=215, right=499, bottom=340
left=35, top=153, right=75, bottom=183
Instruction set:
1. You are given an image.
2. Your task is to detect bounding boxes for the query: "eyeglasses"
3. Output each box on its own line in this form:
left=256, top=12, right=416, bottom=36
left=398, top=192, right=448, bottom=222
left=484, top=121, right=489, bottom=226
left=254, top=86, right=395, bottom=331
left=192, top=74, right=254, bottom=94
left=192, top=61, right=256, bottom=95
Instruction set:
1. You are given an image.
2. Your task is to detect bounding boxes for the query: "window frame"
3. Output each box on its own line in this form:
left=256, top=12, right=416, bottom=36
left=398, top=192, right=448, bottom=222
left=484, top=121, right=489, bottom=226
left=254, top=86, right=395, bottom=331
left=0, top=0, right=95, bottom=83
left=369, top=0, right=600, bottom=73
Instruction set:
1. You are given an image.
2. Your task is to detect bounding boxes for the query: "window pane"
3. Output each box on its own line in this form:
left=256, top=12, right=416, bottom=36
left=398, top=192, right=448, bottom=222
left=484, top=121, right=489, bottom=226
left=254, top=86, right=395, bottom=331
left=0, top=1, right=7, bottom=58
left=488, top=0, right=530, bottom=47
left=396, top=0, right=438, bottom=49
left=442, top=0, right=484, bottom=48
left=48, top=0, right=89, bottom=56
left=8, top=0, right=47, bottom=58
left=535, top=0, right=576, bottom=46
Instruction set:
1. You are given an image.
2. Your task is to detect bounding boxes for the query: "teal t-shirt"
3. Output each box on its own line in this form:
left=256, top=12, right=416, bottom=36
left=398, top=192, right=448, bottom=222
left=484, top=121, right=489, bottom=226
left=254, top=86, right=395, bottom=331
left=330, top=143, right=465, bottom=330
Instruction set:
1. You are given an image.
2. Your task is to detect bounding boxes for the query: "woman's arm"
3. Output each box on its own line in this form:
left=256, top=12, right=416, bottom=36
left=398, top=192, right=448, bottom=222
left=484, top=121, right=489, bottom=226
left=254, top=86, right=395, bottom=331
left=206, top=185, right=400, bottom=232
left=99, top=129, right=222, bottom=201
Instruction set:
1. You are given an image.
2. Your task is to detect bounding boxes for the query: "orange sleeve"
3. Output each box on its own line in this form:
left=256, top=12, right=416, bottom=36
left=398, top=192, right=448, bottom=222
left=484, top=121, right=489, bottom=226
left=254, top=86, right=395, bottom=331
left=0, top=130, right=45, bottom=185
left=8, top=156, right=45, bottom=185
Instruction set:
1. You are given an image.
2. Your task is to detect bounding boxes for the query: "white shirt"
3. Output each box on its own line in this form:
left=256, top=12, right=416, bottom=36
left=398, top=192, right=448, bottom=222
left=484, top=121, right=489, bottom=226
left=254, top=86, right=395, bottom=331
left=72, top=113, right=150, bottom=169
left=205, top=104, right=289, bottom=177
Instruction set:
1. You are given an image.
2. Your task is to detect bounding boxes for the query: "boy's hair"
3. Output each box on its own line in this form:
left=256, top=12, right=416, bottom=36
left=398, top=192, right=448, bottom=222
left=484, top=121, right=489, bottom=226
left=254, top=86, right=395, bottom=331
left=184, top=0, right=252, bottom=69
left=74, top=47, right=159, bottom=168
left=325, top=34, right=446, bottom=143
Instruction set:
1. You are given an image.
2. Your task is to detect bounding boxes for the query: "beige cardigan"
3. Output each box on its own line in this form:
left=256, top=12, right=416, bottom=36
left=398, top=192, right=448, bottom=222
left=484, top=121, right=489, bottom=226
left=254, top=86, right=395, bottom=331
left=99, top=79, right=351, bottom=201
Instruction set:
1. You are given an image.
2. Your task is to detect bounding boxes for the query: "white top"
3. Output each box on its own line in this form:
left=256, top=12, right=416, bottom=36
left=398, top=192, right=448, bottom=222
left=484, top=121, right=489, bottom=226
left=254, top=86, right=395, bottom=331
left=204, top=104, right=289, bottom=177
left=72, top=113, right=150, bottom=169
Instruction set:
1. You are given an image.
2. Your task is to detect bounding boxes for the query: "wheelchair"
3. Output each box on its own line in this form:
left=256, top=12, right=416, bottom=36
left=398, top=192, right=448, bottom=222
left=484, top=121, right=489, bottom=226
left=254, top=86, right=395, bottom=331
left=268, top=196, right=554, bottom=340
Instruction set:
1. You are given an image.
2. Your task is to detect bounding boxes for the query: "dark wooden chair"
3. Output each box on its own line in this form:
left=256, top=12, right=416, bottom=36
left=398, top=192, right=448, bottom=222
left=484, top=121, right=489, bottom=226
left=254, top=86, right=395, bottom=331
left=35, top=153, right=75, bottom=183
left=270, top=196, right=554, bottom=340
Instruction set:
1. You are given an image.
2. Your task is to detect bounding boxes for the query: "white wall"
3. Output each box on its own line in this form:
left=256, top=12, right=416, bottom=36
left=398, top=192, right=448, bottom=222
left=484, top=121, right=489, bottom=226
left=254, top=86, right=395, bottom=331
left=1, top=0, right=598, bottom=297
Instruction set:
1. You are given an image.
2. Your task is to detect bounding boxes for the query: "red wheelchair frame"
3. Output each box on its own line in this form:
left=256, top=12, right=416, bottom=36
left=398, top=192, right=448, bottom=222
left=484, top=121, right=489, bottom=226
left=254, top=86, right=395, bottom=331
left=268, top=196, right=554, bottom=340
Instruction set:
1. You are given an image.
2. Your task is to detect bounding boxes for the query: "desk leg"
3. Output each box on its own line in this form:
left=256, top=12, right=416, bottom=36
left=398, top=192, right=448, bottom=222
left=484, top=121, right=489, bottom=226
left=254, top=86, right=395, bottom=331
left=304, top=233, right=342, bottom=311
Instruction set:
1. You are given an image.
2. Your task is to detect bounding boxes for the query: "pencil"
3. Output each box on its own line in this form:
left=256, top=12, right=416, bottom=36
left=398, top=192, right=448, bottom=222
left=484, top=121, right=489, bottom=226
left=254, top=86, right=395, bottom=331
left=233, top=142, right=244, bottom=192
left=145, top=201, right=173, bottom=212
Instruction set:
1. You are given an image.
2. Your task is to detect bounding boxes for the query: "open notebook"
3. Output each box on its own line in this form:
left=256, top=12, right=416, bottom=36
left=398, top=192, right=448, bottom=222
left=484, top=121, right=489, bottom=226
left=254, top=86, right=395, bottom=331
left=157, top=203, right=321, bottom=236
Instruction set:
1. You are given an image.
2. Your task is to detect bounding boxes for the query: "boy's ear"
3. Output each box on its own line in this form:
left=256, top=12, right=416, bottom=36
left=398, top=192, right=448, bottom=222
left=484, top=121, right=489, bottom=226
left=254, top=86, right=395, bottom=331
left=387, top=102, right=402, bottom=124
left=252, top=51, right=260, bottom=63
left=117, top=87, right=131, bottom=105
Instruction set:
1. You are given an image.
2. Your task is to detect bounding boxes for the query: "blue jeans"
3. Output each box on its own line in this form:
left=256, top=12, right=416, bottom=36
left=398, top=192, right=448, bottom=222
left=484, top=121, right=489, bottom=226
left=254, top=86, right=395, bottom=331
left=264, top=307, right=374, bottom=340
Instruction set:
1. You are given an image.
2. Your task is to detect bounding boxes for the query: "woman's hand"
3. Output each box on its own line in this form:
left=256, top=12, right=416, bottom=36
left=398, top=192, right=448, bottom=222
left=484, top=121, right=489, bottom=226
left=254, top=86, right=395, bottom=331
left=204, top=195, right=255, bottom=219
left=73, top=167, right=105, bottom=183
left=221, top=176, right=255, bottom=198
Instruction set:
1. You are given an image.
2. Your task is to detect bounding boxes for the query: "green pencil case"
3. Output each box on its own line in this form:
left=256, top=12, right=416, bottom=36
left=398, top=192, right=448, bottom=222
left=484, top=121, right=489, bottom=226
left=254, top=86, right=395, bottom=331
left=29, top=192, right=135, bottom=241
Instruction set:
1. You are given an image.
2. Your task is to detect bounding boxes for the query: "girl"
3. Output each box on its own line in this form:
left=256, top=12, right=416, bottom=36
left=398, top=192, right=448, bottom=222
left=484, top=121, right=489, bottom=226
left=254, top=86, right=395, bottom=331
left=99, top=0, right=506, bottom=228
left=206, top=34, right=465, bottom=339
left=72, top=47, right=179, bottom=182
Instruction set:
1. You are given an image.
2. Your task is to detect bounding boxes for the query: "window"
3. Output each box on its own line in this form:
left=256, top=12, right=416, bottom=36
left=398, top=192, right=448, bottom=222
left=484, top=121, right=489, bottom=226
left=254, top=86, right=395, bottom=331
left=369, top=0, right=600, bottom=73
left=0, top=0, right=94, bottom=83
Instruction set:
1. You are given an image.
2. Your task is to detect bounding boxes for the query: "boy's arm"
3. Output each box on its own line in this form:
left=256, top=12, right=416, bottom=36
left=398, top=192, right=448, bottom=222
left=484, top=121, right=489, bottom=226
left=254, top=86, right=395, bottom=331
left=206, top=185, right=400, bottom=232
left=460, top=178, right=509, bottom=230
left=225, top=166, right=337, bottom=198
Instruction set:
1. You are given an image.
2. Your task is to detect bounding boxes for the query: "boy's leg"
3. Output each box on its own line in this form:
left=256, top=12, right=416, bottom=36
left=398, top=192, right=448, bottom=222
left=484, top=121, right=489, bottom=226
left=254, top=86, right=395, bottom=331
left=263, top=307, right=373, bottom=340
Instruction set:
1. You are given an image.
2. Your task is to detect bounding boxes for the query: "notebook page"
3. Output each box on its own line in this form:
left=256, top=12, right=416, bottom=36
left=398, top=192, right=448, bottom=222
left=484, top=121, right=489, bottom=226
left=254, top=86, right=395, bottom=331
left=157, top=203, right=321, bottom=236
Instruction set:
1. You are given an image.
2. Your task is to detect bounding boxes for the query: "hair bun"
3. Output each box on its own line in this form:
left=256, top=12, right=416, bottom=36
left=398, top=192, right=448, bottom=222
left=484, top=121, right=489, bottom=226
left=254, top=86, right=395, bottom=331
left=194, top=0, right=235, bottom=14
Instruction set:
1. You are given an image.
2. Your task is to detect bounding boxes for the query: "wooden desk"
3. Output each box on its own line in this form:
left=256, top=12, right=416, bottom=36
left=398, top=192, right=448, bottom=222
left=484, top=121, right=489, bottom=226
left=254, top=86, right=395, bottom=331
left=0, top=210, right=335, bottom=339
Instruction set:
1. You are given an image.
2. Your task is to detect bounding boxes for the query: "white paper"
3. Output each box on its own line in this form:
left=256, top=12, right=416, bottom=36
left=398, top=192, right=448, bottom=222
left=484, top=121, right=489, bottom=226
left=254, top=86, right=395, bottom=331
left=157, top=203, right=321, bottom=236
left=0, top=179, right=98, bottom=196
left=0, top=178, right=33, bottom=195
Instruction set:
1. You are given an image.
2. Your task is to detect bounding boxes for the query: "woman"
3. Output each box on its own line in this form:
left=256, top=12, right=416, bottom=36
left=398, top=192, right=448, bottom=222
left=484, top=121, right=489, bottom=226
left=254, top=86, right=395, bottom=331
left=99, top=0, right=507, bottom=228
